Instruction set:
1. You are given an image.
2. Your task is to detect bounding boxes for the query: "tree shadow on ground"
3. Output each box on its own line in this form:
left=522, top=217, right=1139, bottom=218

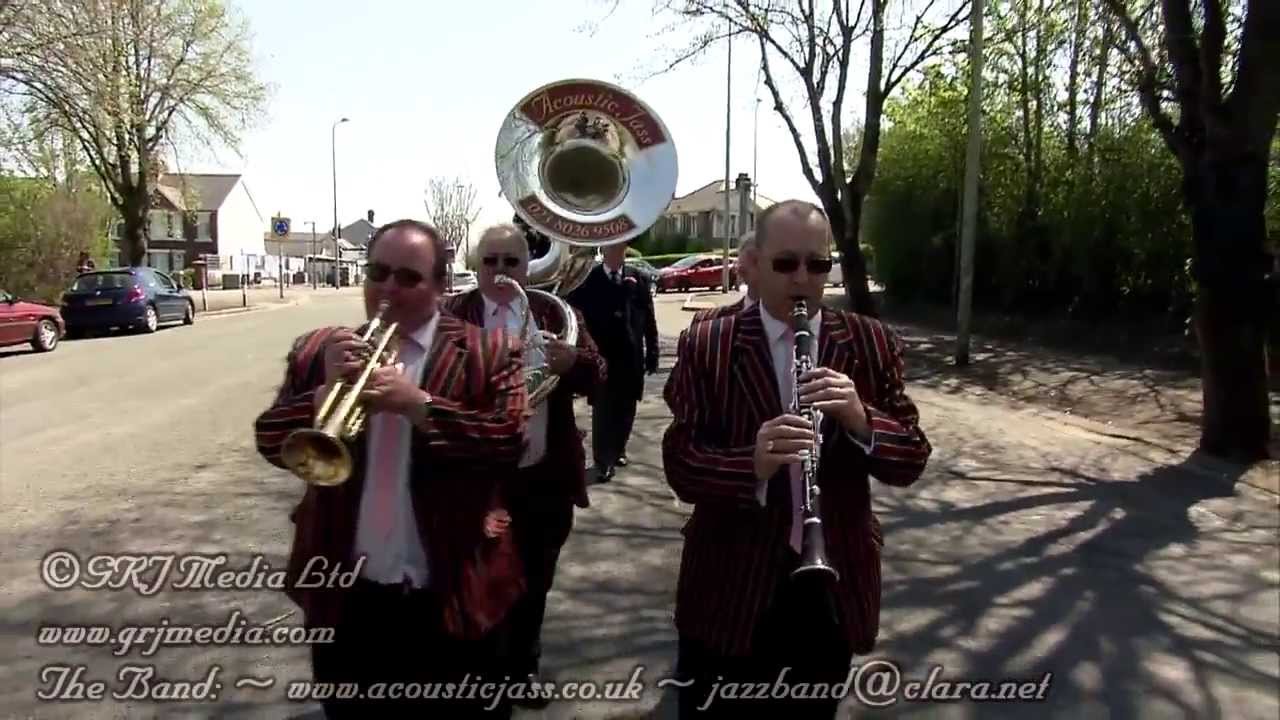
left=854, top=456, right=1279, bottom=720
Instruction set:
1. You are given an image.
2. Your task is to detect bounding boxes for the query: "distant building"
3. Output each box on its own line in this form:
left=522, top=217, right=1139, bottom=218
left=111, top=173, right=265, bottom=277
left=653, top=178, right=774, bottom=246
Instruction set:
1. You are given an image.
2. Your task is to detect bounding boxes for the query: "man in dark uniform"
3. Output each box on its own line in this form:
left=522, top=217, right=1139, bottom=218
left=566, top=240, right=659, bottom=481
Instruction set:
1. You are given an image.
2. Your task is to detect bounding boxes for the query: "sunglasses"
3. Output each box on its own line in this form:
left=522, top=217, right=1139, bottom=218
left=482, top=255, right=521, bottom=269
left=771, top=255, right=834, bottom=275
left=366, top=261, right=425, bottom=288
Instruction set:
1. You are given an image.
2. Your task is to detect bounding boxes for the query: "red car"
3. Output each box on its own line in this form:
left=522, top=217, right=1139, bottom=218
left=0, top=288, right=65, bottom=352
left=656, top=254, right=739, bottom=292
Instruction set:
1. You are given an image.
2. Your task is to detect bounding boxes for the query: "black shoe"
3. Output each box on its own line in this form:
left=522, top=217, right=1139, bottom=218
left=595, top=465, right=614, bottom=483
left=616, top=454, right=629, bottom=466
left=513, top=672, right=553, bottom=709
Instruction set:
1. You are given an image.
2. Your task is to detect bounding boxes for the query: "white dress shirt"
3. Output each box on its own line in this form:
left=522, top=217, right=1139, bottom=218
left=353, top=312, right=439, bottom=588
left=754, top=304, right=874, bottom=507
left=482, top=293, right=548, bottom=468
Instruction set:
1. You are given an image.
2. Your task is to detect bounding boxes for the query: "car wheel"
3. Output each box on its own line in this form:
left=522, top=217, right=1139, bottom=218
left=182, top=302, right=195, bottom=325
left=140, top=304, right=159, bottom=333
left=31, top=319, right=59, bottom=352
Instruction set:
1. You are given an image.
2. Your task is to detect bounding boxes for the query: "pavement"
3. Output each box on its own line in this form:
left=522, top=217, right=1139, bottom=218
left=0, top=290, right=1275, bottom=719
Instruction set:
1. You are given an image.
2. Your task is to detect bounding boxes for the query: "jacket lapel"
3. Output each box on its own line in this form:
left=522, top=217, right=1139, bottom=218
left=732, top=303, right=783, bottom=421
left=423, top=314, right=471, bottom=397
left=817, top=304, right=853, bottom=376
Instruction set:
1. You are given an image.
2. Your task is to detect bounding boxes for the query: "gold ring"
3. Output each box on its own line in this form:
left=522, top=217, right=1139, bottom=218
left=766, top=440, right=774, bottom=452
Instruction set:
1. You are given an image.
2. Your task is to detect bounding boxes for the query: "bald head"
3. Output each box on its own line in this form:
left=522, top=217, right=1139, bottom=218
left=475, top=223, right=530, bottom=305
left=756, top=200, right=831, bottom=251
left=475, top=224, right=529, bottom=265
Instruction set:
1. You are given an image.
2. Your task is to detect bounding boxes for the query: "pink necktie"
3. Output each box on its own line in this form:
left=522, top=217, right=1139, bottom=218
left=370, top=338, right=416, bottom=540
left=781, top=329, right=803, bottom=553
left=370, top=414, right=403, bottom=541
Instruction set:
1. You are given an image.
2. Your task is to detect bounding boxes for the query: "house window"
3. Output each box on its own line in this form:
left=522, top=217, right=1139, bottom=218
left=173, top=251, right=185, bottom=270
left=197, top=212, right=211, bottom=240
left=166, top=213, right=175, bottom=238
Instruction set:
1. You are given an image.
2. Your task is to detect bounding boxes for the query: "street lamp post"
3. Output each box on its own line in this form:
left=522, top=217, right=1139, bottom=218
left=332, top=117, right=349, bottom=290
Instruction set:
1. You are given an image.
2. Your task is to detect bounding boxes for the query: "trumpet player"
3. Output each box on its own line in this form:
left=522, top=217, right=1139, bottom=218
left=662, top=201, right=932, bottom=718
left=443, top=224, right=606, bottom=705
left=254, top=219, right=526, bottom=718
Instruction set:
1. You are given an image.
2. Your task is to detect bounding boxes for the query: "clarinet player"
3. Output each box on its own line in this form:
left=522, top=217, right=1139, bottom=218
left=662, top=200, right=932, bottom=718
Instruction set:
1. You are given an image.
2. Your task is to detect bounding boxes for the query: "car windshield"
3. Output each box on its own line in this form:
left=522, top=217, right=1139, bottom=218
left=668, top=255, right=708, bottom=270
left=71, top=272, right=134, bottom=291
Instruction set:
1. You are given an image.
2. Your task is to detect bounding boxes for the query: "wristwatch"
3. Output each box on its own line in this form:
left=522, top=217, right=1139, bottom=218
left=412, top=392, right=434, bottom=423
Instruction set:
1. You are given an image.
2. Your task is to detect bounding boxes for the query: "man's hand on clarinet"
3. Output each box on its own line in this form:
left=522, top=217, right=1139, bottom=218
left=483, top=508, right=511, bottom=539
left=753, top=414, right=814, bottom=482
left=798, top=367, right=872, bottom=442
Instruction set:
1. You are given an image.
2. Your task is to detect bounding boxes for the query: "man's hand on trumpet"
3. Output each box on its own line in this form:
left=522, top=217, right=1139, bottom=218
left=360, top=363, right=430, bottom=415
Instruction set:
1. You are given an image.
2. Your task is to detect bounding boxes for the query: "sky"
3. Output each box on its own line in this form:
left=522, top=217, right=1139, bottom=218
left=178, top=0, right=839, bottom=246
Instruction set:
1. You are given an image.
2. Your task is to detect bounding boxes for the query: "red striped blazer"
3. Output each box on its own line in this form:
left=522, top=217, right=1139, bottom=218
left=253, top=312, right=529, bottom=640
left=662, top=302, right=931, bottom=656
left=690, top=297, right=747, bottom=324
left=442, top=288, right=606, bottom=508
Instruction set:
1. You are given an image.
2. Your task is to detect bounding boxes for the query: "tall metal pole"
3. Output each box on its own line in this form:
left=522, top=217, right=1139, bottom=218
left=308, top=220, right=317, bottom=289
left=955, top=0, right=984, bottom=366
left=752, top=96, right=760, bottom=220
left=332, top=117, right=349, bottom=290
left=721, top=17, right=733, bottom=293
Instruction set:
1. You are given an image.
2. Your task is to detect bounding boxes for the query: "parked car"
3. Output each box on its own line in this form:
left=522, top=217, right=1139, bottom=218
left=625, top=258, right=660, bottom=293
left=60, top=267, right=194, bottom=336
left=0, top=289, right=64, bottom=352
left=828, top=251, right=843, bottom=287
left=655, top=254, right=738, bottom=293
left=446, top=269, right=478, bottom=295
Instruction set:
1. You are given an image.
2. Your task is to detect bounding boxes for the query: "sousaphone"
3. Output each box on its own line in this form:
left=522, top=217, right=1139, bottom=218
left=494, top=79, right=678, bottom=404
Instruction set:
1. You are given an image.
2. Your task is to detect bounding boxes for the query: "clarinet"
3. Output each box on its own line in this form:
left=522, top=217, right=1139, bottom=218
left=790, top=299, right=839, bottom=581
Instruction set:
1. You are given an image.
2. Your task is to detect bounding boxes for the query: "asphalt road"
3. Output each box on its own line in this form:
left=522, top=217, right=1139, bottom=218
left=0, top=289, right=1275, bottom=720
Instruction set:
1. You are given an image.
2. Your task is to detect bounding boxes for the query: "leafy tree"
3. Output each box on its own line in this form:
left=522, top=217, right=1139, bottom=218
left=0, top=0, right=269, bottom=266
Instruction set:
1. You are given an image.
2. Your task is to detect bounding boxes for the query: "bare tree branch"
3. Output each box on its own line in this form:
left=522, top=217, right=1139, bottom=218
left=424, top=176, right=482, bottom=258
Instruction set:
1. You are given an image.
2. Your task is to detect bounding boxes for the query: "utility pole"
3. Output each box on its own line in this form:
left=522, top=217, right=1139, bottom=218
left=955, top=0, right=984, bottom=366
left=308, top=221, right=317, bottom=289
left=721, top=14, right=733, bottom=293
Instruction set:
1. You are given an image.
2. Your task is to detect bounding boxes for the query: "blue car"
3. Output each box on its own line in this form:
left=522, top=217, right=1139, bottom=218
left=61, top=267, right=195, bottom=337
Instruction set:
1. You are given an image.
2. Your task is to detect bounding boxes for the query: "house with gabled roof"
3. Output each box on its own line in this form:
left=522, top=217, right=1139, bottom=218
left=653, top=176, right=775, bottom=246
left=110, top=173, right=266, bottom=281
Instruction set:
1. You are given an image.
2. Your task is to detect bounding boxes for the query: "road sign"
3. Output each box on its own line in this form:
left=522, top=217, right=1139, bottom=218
left=271, top=217, right=291, bottom=237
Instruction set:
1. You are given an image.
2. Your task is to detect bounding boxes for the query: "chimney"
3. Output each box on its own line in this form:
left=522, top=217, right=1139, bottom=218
left=367, top=209, right=375, bottom=224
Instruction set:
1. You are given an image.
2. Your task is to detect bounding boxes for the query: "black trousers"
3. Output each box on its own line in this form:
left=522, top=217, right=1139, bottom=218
left=311, top=579, right=512, bottom=719
left=675, top=570, right=852, bottom=719
left=499, top=465, right=575, bottom=676
left=591, top=384, right=638, bottom=468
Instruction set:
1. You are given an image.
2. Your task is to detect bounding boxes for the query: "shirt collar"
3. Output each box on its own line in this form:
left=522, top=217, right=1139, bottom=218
left=743, top=295, right=757, bottom=310
left=481, top=290, right=523, bottom=318
left=760, top=303, right=821, bottom=345
left=402, top=310, right=439, bottom=353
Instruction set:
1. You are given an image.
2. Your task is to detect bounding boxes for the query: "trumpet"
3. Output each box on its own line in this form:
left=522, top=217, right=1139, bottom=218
left=279, top=301, right=399, bottom=486
left=790, top=299, right=839, bottom=581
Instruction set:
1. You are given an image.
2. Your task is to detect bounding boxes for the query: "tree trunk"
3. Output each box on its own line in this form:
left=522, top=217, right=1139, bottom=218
left=832, top=196, right=875, bottom=317
left=117, top=186, right=149, bottom=266
left=1189, top=149, right=1274, bottom=462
